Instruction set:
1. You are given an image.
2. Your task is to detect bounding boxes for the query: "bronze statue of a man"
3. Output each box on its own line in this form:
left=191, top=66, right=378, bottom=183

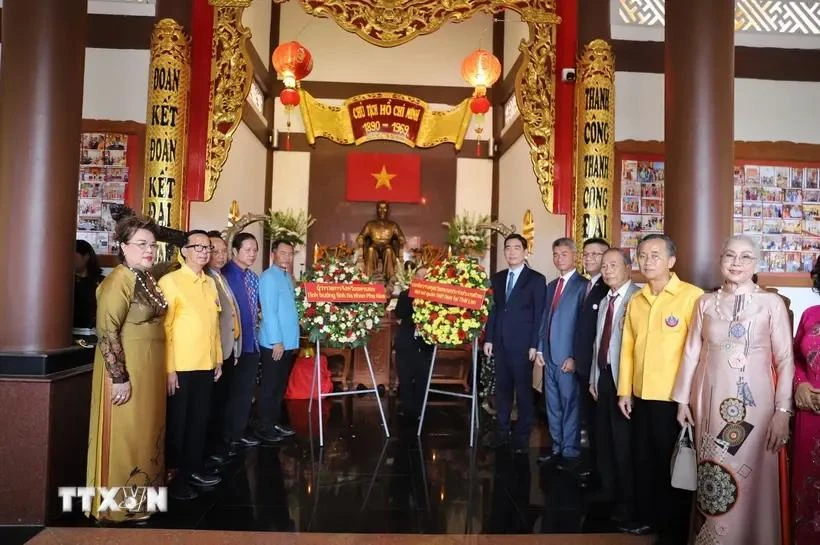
left=356, top=201, right=406, bottom=280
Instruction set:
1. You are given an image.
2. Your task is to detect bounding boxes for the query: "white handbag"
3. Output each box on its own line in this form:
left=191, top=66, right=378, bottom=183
left=670, top=423, right=698, bottom=491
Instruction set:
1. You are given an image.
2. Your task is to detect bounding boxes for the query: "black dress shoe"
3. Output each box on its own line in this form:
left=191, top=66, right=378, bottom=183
left=537, top=452, right=561, bottom=465
left=513, top=446, right=528, bottom=455
left=203, top=463, right=223, bottom=475
left=556, top=456, right=581, bottom=472
left=273, top=424, right=295, bottom=437
left=234, top=435, right=261, bottom=447
left=255, top=429, right=283, bottom=444
left=208, top=453, right=229, bottom=465
left=617, top=521, right=654, bottom=536
left=188, top=472, right=222, bottom=487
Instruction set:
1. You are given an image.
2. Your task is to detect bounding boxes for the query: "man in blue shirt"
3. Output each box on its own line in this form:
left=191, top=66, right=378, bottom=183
left=257, top=239, right=300, bottom=443
left=218, top=233, right=263, bottom=454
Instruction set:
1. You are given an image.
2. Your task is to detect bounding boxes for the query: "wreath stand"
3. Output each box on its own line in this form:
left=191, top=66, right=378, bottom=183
left=309, top=338, right=389, bottom=447
left=417, top=336, right=480, bottom=446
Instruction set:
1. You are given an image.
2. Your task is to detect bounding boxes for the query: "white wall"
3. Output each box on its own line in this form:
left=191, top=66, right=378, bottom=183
left=189, top=122, right=268, bottom=274
left=271, top=150, right=311, bottom=276
left=503, top=12, right=528, bottom=78
left=82, top=49, right=151, bottom=122
left=615, top=71, right=820, bottom=144
left=497, top=135, right=566, bottom=279
left=455, top=157, right=493, bottom=268
left=278, top=1, right=492, bottom=88
left=243, top=0, right=272, bottom=64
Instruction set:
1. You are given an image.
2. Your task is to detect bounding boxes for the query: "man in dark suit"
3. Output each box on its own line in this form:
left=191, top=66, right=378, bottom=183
left=589, top=248, right=642, bottom=530
left=394, top=265, right=433, bottom=420
left=572, top=237, right=610, bottom=470
left=536, top=237, right=586, bottom=469
left=483, top=234, right=546, bottom=454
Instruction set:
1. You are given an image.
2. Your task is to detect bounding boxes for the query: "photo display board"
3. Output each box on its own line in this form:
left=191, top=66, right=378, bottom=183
left=76, top=133, right=131, bottom=255
left=733, top=163, right=820, bottom=273
left=619, top=158, right=665, bottom=269
left=618, top=154, right=820, bottom=274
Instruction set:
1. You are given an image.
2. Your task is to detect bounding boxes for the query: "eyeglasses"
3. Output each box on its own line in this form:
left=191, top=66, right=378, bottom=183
left=125, top=241, right=159, bottom=252
left=185, top=244, right=214, bottom=253
left=722, top=253, right=756, bottom=266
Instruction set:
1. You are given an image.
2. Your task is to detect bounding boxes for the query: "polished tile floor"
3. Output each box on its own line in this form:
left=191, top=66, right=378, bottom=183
left=41, top=396, right=625, bottom=536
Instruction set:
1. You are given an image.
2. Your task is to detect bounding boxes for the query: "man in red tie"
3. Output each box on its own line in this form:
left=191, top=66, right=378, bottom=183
left=588, top=248, right=642, bottom=532
left=536, top=238, right=587, bottom=467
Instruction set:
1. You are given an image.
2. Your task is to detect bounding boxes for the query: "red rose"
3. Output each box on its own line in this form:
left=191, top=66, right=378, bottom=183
left=447, top=269, right=456, bottom=278
left=458, top=330, right=466, bottom=341
left=430, top=312, right=438, bottom=320
left=447, top=314, right=457, bottom=323
left=462, top=311, right=471, bottom=319
left=306, top=307, right=316, bottom=318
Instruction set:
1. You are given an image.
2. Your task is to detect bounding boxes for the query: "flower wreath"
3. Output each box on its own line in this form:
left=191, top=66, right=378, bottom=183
left=295, top=258, right=386, bottom=348
left=411, top=256, right=492, bottom=347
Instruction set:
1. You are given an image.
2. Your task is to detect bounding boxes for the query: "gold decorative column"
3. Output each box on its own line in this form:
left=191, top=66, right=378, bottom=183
left=143, top=18, right=191, bottom=262
left=205, top=0, right=254, bottom=201
left=572, top=39, right=615, bottom=251
left=514, top=4, right=561, bottom=213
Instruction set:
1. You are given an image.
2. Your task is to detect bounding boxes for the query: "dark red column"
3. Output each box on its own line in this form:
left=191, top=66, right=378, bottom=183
left=553, top=0, right=578, bottom=235
left=0, top=0, right=88, bottom=352
left=0, top=0, right=90, bottom=525
left=664, top=0, right=735, bottom=288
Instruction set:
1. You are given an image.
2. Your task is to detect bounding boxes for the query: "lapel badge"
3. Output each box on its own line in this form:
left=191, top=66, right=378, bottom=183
left=592, top=303, right=599, bottom=311
left=665, top=315, right=679, bottom=328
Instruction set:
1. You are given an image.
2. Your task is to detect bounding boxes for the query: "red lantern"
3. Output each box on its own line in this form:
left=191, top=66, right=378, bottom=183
left=279, top=88, right=301, bottom=151
left=460, top=49, right=501, bottom=94
left=280, top=88, right=300, bottom=107
left=469, top=97, right=491, bottom=157
left=470, top=96, right=491, bottom=115
left=272, top=41, right=313, bottom=88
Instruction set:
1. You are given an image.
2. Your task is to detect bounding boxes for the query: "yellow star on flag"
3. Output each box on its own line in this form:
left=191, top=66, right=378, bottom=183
left=371, top=165, right=397, bottom=190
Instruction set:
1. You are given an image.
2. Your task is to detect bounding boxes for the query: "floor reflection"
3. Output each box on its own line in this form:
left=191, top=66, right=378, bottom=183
left=50, top=396, right=625, bottom=534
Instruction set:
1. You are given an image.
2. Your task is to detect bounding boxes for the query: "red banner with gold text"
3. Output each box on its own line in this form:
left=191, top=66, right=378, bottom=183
left=304, top=282, right=386, bottom=303
left=409, top=279, right=487, bottom=310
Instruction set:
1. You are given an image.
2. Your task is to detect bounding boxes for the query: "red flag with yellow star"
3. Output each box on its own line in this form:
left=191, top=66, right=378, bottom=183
left=345, top=152, right=421, bottom=203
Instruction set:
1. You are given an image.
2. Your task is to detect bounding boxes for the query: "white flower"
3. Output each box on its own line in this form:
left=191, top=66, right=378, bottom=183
left=330, top=314, right=337, bottom=322
left=316, top=316, right=324, bottom=325
left=365, top=319, right=373, bottom=329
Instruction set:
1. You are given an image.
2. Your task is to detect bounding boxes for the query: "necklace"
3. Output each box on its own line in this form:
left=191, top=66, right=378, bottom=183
left=128, top=267, right=168, bottom=309
left=713, top=285, right=759, bottom=324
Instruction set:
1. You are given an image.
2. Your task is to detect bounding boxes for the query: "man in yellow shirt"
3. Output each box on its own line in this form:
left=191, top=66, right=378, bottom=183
left=160, top=230, right=224, bottom=501
left=617, top=234, right=703, bottom=545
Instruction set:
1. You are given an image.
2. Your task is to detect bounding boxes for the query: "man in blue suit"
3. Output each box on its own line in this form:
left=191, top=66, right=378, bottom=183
left=536, top=237, right=586, bottom=468
left=483, top=234, right=546, bottom=454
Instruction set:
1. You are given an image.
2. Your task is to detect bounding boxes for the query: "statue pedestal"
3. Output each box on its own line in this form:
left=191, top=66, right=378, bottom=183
left=353, top=318, right=395, bottom=389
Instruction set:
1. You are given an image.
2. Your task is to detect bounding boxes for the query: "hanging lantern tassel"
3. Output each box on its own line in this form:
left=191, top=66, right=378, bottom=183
left=280, top=88, right=301, bottom=151
left=469, top=96, right=491, bottom=157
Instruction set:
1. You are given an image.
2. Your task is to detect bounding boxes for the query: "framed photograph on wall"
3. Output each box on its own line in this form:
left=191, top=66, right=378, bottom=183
left=75, top=120, right=145, bottom=266
left=616, top=154, right=665, bottom=270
